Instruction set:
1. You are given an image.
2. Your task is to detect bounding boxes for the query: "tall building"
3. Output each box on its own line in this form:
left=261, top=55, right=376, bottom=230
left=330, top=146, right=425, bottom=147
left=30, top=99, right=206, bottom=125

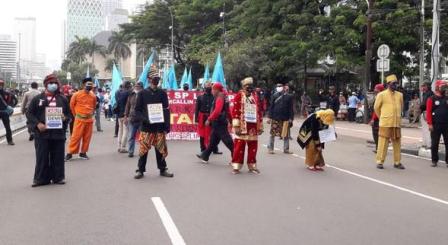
left=102, top=0, right=122, bottom=16
left=0, top=35, right=17, bottom=80
left=106, top=8, right=129, bottom=31
left=13, top=17, right=36, bottom=62
left=66, top=0, right=104, bottom=47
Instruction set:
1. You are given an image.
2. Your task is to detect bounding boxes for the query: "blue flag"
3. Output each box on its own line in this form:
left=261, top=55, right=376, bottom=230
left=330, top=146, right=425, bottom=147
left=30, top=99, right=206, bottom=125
left=180, top=67, right=188, bottom=87
left=162, top=67, right=171, bottom=90
left=203, top=63, right=210, bottom=84
left=211, top=52, right=226, bottom=88
left=139, top=52, right=154, bottom=88
left=94, top=77, right=100, bottom=89
left=168, top=65, right=178, bottom=90
left=187, top=68, right=193, bottom=90
left=110, top=64, right=122, bottom=108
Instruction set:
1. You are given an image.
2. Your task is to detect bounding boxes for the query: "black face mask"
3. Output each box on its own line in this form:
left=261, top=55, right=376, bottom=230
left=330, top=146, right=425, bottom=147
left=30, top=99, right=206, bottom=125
left=85, top=86, right=93, bottom=91
left=389, top=82, right=398, bottom=91
left=440, top=86, right=447, bottom=94
left=205, top=87, right=212, bottom=94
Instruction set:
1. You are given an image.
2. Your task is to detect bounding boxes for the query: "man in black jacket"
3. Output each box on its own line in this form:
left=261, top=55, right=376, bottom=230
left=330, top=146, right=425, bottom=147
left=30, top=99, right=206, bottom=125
left=267, top=83, right=294, bottom=154
left=0, top=79, right=16, bottom=145
left=26, top=74, right=71, bottom=187
left=134, top=69, right=174, bottom=179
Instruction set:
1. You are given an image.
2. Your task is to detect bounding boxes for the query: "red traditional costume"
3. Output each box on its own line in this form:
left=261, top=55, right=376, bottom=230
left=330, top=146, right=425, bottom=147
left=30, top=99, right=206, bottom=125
left=231, top=77, right=263, bottom=173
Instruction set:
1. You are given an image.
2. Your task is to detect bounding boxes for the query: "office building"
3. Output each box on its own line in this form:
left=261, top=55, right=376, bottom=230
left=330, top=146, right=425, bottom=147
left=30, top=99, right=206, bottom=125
left=0, top=35, right=17, bottom=80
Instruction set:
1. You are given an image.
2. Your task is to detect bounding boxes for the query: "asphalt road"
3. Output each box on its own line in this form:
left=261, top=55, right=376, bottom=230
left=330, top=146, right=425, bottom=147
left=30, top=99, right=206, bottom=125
left=0, top=118, right=447, bottom=245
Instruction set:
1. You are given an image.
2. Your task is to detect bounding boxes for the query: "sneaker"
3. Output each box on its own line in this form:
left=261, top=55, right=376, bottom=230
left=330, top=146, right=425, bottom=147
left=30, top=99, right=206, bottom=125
left=134, top=171, right=144, bottom=179
left=394, top=163, right=405, bottom=170
left=212, top=151, right=223, bottom=155
left=376, top=164, right=384, bottom=169
left=268, top=150, right=275, bottom=154
left=31, top=181, right=50, bottom=188
left=29, top=135, right=34, bottom=141
left=128, top=152, right=134, bottom=158
left=232, top=169, right=240, bottom=175
left=196, top=154, right=208, bottom=164
left=7, top=141, right=15, bottom=146
left=160, top=170, right=174, bottom=178
left=97, top=129, right=103, bottom=132
left=65, top=154, right=73, bottom=162
left=79, top=153, right=89, bottom=160
left=53, top=179, right=66, bottom=185
left=284, top=150, right=294, bottom=154
left=118, top=149, right=128, bottom=154
left=431, top=162, right=438, bottom=167
left=249, top=169, right=261, bottom=174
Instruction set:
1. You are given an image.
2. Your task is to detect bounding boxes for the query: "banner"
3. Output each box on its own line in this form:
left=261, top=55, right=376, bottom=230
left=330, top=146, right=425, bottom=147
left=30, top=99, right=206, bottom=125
left=166, top=91, right=235, bottom=141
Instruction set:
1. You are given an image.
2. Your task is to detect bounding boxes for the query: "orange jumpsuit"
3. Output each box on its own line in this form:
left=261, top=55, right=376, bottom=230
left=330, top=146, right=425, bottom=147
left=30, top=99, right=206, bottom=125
left=68, top=91, right=97, bottom=154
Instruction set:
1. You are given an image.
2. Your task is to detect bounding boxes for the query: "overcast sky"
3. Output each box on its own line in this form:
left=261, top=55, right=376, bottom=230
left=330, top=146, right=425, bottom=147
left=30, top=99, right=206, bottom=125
left=0, top=0, right=148, bottom=70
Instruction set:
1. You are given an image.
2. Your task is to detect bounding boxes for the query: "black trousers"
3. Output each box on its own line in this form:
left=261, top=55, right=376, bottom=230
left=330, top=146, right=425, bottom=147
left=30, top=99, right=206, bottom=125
left=200, top=125, right=233, bottom=161
left=114, top=115, right=119, bottom=136
left=138, top=149, right=167, bottom=173
left=33, top=138, right=65, bottom=184
left=0, top=113, right=12, bottom=142
left=431, top=123, right=448, bottom=164
left=348, top=108, right=356, bottom=122
left=200, top=137, right=219, bottom=153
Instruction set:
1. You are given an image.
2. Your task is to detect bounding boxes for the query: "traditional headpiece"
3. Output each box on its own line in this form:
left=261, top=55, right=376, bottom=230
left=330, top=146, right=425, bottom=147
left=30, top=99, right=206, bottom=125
left=83, top=77, right=93, bottom=84
left=435, top=80, right=447, bottom=89
left=241, top=77, right=253, bottom=86
left=212, top=82, right=224, bottom=92
left=316, top=109, right=335, bottom=125
left=386, top=74, right=398, bottom=83
left=44, top=74, right=60, bottom=86
left=148, top=65, right=160, bottom=79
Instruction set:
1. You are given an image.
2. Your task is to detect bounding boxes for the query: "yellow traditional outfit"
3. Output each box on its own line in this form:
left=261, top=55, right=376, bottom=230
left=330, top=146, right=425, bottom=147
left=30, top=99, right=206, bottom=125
left=374, top=74, right=404, bottom=169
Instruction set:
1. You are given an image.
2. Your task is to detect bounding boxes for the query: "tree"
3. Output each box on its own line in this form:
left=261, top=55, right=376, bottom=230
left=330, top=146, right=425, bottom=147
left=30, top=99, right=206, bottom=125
left=86, top=40, right=106, bottom=68
left=66, top=35, right=90, bottom=64
left=108, top=31, right=132, bottom=70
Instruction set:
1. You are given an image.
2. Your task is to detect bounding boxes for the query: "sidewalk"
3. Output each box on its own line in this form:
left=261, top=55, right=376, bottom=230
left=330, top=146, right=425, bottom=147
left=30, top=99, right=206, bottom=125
left=0, top=112, right=27, bottom=140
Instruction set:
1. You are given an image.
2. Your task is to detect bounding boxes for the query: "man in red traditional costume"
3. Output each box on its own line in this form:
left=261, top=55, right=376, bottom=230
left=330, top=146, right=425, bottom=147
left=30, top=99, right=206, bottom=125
left=231, top=77, right=263, bottom=174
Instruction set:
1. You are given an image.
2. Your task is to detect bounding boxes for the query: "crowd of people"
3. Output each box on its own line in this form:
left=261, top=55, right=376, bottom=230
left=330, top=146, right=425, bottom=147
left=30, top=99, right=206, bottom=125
left=1, top=70, right=447, bottom=188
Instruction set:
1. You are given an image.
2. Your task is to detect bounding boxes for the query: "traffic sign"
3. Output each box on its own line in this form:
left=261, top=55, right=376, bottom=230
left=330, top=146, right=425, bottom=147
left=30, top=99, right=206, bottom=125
left=66, top=72, right=71, bottom=80
left=377, top=44, right=390, bottom=58
left=376, top=59, right=390, bottom=72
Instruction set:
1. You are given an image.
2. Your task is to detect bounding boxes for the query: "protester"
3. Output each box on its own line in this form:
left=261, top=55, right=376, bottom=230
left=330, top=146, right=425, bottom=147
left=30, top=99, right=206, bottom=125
left=196, top=82, right=234, bottom=164
left=125, top=82, right=143, bottom=158
left=426, top=80, right=448, bottom=167
left=21, top=82, right=40, bottom=141
left=300, top=91, right=312, bottom=118
left=0, top=79, right=15, bottom=145
left=134, top=68, right=174, bottom=179
left=65, top=78, right=97, bottom=161
left=267, top=83, right=294, bottom=154
left=94, top=86, right=103, bottom=132
left=66, top=88, right=77, bottom=135
left=103, top=89, right=112, bottom=120
left=297, top=109, right=335, bottom=171
left=116, top=81, right=132, bottom=153
left=26, top=74, right=71, bottom=187
left=369, top=84, right=385, bottom=153
left=420, top=83, right=433, bottom=149
left=195, top=81, right=220, bottom=153
left=231, top=77, right=263, bottom=174
left=338, top=92, right=348, bottom=120
left=327, top=86, right=340, bottom=118
left=408, top=93, right=421, bottom=123
left=347, top=92, right=360, bottom=122
left=183, top=83, right=189, bottom=91
left=374, top=74, right=405, bottom=170
left=318, top=89, right=328, bottom=109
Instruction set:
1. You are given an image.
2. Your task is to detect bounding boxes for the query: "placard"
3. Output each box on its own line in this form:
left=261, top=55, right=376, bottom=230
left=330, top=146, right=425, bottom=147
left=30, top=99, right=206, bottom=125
left=319, top=102, right=328, bottom=109
left=319, top=126, right=336, bottom=143
left=45, top=107, right=63, bottom=129
left=244, top=103, right=257, bottom=123
left=147, top=103, right=164, bottom=124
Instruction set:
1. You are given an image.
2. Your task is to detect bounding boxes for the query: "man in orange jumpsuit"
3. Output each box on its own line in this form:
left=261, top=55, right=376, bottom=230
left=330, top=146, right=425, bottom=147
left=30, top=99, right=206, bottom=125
left=65, top=78, right=97, bottom=161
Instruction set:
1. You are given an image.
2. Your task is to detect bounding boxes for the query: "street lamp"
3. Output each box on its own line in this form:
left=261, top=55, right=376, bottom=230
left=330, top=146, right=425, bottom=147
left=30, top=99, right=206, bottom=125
left=168, top=7, right=174, bottom=65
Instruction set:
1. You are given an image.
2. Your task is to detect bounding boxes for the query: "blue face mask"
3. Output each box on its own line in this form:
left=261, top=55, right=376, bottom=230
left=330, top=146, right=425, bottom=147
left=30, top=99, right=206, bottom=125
left=47, top=84, right=58, bottom=93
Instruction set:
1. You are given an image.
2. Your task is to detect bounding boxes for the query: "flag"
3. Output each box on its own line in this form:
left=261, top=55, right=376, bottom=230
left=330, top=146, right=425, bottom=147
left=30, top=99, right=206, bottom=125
left=203, top=63, right=210, bottom=83
left=211, top=52, right=226, bottom=87
left=162, top=67, right=171, bottom=90
left=110, top=64, right=122, bottom=108
left=180, top=67, right=188, bottom=87
left=168, top=65, right=178, bottom=90
left=94, top=77, right=100, bottom=88
left=187, top=67, right=193, bottom=90
left=139, top=52, right=154, bottom=88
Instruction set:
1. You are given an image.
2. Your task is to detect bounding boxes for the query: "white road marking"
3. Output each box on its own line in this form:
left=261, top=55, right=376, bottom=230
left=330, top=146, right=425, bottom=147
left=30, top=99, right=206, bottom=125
left=151, top=197, right=186, bottom=245
left=0, top=128, right=27, bottom=144
left=335, top=126, right=421, bottom=140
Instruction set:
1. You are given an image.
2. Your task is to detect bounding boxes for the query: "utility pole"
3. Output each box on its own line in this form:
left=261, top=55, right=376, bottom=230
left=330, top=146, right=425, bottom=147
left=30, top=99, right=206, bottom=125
left=220, top=2, right=227, bottom=49
left=419, top=0, right=425, bottom=96
left=430, top=0, right=441, bottom=90
left=364, top=0, right=374, bottom=123
left=168, top=7, right=174, bottom=65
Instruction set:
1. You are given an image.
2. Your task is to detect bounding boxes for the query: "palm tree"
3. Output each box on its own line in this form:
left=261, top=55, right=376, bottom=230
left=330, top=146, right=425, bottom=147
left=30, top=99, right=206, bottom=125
left=104, top=58, right=117, bottom=73
left=66, top=35, right=90, bottom=64
left=85, top=40, right=106, bottom=73
left=108, top=31, right=132, bottom=70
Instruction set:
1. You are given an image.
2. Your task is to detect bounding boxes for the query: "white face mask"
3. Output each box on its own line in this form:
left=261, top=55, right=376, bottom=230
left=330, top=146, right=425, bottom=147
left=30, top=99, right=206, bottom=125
left=276, top=87, right=284, bottom=93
